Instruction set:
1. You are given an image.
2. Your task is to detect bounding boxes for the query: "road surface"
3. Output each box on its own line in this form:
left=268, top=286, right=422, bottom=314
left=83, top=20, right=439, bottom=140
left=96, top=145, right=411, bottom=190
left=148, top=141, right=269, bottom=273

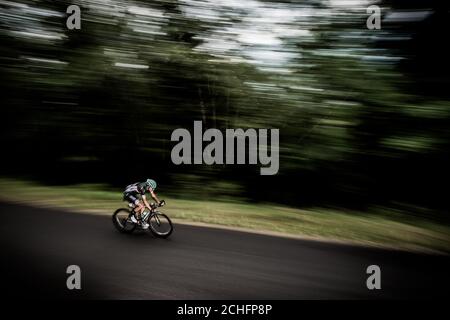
left=0, top=202, right=448, bottom=299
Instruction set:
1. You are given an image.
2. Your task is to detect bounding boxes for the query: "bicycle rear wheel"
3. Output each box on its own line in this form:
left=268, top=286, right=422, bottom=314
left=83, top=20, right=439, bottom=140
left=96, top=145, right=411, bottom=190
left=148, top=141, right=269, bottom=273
left=148, top=212, right=173, bottom=238
left=112, top=208, right=136, bottom=233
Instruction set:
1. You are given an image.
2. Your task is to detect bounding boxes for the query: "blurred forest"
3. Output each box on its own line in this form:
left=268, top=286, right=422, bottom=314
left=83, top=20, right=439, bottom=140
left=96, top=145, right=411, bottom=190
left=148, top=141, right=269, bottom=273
left=0, top=0, right=449, bottom=215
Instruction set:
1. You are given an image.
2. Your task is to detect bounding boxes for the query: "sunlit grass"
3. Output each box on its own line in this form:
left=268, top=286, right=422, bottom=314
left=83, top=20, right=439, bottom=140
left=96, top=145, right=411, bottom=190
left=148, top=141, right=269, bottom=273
left=0, top=178, right=448, bottom=253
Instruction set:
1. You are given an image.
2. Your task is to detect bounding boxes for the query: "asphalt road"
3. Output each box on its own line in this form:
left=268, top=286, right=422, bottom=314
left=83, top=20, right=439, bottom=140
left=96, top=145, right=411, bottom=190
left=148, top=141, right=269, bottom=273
left=0, top=202, right=448, bottom=299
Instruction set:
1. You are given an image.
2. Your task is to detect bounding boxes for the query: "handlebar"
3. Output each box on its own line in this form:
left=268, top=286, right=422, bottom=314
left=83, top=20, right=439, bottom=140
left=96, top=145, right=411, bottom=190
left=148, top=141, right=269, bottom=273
left=150, top=200, right=166, bottom=210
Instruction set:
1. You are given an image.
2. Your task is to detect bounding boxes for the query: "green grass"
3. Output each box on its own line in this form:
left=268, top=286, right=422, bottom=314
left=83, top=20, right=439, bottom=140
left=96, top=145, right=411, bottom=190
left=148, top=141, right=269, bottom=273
left=0, top=178, right=449, bottom=253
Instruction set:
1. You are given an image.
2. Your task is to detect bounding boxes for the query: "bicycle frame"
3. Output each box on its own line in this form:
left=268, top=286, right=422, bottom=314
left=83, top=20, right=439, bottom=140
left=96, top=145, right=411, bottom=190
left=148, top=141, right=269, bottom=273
left=131, top=206, right=161, bottom=225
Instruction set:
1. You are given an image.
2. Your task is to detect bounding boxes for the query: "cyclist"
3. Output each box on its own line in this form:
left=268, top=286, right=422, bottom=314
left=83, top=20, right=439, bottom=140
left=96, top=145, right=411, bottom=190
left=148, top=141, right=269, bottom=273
left=123, top=179, right=164, bottom=229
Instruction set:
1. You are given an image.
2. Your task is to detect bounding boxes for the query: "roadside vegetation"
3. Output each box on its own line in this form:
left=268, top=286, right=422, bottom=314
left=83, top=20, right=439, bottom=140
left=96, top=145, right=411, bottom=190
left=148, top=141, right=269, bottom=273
left=1, top=178, right=448, bottom=254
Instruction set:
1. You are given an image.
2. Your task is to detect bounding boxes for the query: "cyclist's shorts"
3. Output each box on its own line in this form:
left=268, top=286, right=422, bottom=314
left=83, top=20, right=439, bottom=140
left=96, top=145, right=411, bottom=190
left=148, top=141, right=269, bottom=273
left=123, top=193, right=140, bottom=205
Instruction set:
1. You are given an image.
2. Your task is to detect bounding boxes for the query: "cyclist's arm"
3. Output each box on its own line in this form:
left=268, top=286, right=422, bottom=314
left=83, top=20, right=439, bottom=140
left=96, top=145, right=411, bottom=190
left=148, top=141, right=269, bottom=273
left=150, top=190, right=161, bottom=205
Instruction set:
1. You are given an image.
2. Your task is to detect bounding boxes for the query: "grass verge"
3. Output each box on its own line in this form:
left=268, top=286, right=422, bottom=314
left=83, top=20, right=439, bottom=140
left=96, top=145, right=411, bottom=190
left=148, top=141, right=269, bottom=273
left=0, top=178, right=449, bottom=254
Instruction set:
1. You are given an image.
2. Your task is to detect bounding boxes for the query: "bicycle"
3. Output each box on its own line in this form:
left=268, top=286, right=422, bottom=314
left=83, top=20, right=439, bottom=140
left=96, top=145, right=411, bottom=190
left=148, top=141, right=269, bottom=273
left=112, top=200, right=173, bottom=238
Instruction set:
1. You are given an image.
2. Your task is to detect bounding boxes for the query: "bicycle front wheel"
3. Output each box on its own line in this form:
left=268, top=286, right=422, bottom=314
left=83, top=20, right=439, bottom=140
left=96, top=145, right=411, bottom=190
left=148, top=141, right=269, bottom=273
left=148, top=212, right=173, bottom=238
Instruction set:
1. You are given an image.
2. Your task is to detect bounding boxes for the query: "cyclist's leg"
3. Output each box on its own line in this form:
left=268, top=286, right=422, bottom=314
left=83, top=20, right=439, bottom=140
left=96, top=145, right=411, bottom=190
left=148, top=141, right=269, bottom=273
left=125, top=193, right=142, bottom=219
left=135, top=202, right=145, bottom=220
left=133, top=196, right=146, bottom=220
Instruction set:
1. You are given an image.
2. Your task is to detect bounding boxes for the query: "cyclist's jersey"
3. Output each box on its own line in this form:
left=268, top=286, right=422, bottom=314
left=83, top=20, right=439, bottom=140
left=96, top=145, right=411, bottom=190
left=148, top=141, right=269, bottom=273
left=124, top=182, right=154, bottom=196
